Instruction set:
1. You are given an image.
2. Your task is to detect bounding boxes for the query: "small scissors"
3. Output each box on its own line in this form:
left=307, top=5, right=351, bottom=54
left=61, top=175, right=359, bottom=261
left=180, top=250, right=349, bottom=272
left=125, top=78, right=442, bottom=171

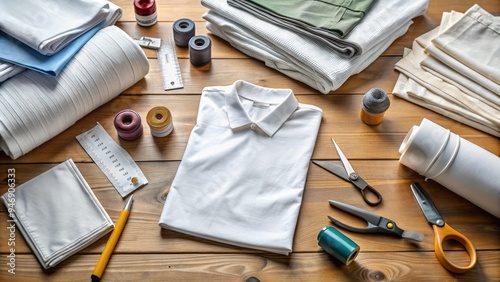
left=313, top=138, right=383, bottom=206
left=328, top=200, right=424, bottom=241
left=410, top=182, right=477, bottom=273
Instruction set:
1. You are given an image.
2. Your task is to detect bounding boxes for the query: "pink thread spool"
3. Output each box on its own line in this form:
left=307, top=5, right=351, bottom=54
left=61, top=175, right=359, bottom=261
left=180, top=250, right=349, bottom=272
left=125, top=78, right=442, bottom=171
left=114, top=109, right=143, bottom=140
left=134, top=0, right=157, bottom=27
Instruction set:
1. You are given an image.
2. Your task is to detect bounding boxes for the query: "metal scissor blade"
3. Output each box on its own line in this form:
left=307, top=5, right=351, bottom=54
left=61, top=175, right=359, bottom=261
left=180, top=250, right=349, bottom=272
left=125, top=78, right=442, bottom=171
left=410, top=183, right=443, bottom=226
left=331, top=138, right=356, bottom=177
left=312, top=160, right=350, bottom=182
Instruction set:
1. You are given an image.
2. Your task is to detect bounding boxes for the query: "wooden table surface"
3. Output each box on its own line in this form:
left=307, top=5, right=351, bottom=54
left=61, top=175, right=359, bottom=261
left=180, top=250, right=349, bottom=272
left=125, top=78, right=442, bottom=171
left=1, top=1, right=499, bottom=281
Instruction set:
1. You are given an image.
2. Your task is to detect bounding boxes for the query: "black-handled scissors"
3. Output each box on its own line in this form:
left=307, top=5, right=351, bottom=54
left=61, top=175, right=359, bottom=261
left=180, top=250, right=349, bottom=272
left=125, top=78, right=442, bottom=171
left=313, top=138, right=383, bottom=206
left=328, top=200, right=424, bottom=241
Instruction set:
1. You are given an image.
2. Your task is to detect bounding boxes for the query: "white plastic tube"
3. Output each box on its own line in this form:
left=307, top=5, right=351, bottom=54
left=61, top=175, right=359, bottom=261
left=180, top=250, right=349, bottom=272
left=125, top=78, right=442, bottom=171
left=399, top=118, right=500, bottom=218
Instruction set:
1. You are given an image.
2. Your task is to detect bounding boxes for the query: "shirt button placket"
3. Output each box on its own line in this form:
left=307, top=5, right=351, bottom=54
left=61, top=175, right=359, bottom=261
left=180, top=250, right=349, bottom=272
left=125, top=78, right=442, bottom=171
left=250, top=123, right=257, bottom=131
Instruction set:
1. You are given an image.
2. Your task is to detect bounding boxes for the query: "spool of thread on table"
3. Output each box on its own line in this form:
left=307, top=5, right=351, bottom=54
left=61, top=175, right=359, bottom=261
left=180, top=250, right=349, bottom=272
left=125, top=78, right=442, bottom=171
left=147, top=106, right=174, bottom=137
left=360, top=88, right=390, bottom=125
left=134, top=0, right=157, bottom=27
left=114, top=109, right=144, bottom=140
left=173, top=18, right=195, bottom=47
left=189, top=35, right=211, bottom=66
left=317, top=226, right=360, bottom=265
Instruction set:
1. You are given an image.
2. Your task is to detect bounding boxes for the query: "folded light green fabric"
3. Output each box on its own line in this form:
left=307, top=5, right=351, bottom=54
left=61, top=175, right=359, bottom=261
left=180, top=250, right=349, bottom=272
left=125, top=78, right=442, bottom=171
left=241, top=0, right=374, bottom=37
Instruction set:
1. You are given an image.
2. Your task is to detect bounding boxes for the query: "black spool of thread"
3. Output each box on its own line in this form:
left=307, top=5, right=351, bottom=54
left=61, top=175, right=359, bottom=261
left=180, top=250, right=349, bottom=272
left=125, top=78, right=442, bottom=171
left=189, top=35, right=211, bottom=66
left=173, top=18, right=195, bottom=47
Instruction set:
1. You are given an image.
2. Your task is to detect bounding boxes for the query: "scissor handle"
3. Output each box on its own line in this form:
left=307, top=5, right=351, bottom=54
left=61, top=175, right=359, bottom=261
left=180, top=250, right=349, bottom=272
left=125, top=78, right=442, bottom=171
left=432, top=223, right=477, bottom=273
left=360, top=184, right=383, bottom=206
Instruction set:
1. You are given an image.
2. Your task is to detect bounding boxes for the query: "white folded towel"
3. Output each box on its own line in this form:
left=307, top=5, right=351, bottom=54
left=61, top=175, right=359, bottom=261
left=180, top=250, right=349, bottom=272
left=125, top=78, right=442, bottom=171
left=1, top=159, right=114, bottom=268
left=0, top=0, right=110, bottom=55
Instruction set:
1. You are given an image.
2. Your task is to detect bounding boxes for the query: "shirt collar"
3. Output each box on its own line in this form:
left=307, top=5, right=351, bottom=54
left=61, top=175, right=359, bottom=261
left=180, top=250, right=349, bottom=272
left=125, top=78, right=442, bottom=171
left=225, top=80, right=298, bottom=136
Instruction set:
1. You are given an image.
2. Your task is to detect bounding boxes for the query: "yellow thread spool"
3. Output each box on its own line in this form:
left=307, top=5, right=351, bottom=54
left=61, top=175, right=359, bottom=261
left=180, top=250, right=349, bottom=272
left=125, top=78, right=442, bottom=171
left=146, top=106, right=174, bottom=137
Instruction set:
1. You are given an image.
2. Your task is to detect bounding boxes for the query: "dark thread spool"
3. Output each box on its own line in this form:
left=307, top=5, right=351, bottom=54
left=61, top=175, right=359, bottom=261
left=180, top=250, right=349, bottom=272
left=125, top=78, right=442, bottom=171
left=360, top=88, right=390, bottom=125
left=189, top=35, right=211, bottom=66
left=114, top=109, right=143, bottom=140
left=317, top=226, right=360, bottom=265
left=173, top=18, right=195, bottom=47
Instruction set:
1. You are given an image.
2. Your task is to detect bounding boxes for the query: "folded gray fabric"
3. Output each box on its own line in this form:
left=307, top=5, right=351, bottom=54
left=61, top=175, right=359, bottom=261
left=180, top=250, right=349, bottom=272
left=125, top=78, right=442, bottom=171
left=0, top=26, right=149, bottom=159
left=1, top=159, right=114, bottom=269
left=202, top=0, right=428, bottom=93
left=227, top=0, right=375, bottom=57
left=0, top=0, right=110, bottom=55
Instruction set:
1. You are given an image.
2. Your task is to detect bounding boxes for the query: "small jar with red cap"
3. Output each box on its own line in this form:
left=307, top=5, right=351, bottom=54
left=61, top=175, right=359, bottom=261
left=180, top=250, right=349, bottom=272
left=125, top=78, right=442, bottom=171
left=134, top=0, right=158, bottom=27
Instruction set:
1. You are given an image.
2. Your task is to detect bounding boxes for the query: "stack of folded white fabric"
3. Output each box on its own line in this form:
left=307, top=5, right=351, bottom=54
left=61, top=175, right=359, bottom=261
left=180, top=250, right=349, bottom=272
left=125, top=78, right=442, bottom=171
left=393, top=5, right=500, bottom=137
left=201, top=0, right=429, bottom=94
left=0, top=1, right=150, bottom=159
left=0, top=0, right=122, bottom=82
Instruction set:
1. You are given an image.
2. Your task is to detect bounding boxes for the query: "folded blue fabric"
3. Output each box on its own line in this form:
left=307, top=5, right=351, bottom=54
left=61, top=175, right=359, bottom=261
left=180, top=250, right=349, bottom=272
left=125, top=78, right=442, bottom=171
left=0, top=21, right=103, bottom=77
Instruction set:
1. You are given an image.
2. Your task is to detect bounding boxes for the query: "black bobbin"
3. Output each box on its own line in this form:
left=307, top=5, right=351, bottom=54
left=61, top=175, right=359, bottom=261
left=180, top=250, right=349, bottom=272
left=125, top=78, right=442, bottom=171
left=189, top=35, right=211, bottom=66
left=173, top=18, right=195, bottom=47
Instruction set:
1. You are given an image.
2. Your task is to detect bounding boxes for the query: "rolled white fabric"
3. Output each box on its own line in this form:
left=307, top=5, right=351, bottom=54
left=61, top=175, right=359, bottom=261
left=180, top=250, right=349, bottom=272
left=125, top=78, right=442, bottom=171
left=0, top=26, right=149, bottom=159
left=0, top=0, right=110, bottom=55
left=399, top=118, right=500, bottom=218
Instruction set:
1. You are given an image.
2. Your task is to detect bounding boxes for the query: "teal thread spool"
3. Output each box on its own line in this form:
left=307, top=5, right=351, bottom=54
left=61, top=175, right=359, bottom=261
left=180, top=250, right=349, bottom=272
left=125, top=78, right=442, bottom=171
left=317, top=226, right=360, bottom=265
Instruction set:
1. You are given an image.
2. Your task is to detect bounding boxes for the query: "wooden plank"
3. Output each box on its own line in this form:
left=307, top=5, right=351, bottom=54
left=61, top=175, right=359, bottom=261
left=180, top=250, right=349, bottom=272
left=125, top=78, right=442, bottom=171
left=0, top=252, right=498, bottom=281
left=1, top=162, right=498, bottom=254
left=122, top=57, right=404, bottom=95
left=1, top=94, right=497, bottom=164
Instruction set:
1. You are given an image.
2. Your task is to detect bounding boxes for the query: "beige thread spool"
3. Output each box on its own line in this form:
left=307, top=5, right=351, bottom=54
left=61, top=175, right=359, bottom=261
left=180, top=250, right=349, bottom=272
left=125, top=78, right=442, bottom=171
left=360, top=88, right=390, bottom=125
left=147, top=106, right=174, bottom=137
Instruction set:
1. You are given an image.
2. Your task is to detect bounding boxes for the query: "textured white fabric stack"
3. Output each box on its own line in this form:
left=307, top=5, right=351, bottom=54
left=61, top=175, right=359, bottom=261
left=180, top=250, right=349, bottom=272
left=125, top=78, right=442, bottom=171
left=393, top=5, right=500, bottom=137
left=201, top=0, right=429, bottom=94
left=0, top=26, right=150, bottom=159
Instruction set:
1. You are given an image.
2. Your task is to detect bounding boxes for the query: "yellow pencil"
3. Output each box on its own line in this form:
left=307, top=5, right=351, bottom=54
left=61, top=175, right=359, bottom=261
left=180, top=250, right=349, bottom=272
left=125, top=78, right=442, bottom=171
left=91, top=194, right=134, bottom=282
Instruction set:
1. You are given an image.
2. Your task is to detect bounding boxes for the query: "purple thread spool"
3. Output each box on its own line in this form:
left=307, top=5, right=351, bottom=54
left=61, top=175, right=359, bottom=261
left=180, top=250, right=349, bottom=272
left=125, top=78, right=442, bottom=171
left=114, top=109, right=143, bottom=140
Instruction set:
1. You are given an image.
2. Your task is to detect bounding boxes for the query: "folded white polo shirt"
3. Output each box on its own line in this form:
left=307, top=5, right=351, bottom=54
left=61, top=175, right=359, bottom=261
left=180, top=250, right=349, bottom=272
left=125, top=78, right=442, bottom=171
left=159, top=80, right=322, bottom=255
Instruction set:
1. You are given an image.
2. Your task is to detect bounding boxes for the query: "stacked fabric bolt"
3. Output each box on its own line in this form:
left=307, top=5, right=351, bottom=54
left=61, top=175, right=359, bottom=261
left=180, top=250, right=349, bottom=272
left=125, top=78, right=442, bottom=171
left=201, top=0, right=429, bottom=94
left=0, top=0, right=122, bottom=82
left=392, top=5, right=500, bottom=137
left=0, top=26, right=150, bottom=159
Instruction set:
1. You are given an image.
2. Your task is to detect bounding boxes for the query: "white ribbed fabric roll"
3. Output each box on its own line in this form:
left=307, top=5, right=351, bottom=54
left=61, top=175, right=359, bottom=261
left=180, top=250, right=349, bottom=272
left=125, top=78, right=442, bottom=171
left=201, top=0, right=429, bottom=93
left=0, top=26, right=150, bottom=159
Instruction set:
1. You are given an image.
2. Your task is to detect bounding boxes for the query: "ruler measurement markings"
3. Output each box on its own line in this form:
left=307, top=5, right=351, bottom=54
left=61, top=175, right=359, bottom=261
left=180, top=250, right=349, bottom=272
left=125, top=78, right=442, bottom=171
left=76, top=123, right=148, bottom=197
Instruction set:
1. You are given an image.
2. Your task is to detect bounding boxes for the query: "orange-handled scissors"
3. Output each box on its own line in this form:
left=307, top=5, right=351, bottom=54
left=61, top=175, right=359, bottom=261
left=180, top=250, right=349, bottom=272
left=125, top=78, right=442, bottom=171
left=410, top=183, right=477, bottom=273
